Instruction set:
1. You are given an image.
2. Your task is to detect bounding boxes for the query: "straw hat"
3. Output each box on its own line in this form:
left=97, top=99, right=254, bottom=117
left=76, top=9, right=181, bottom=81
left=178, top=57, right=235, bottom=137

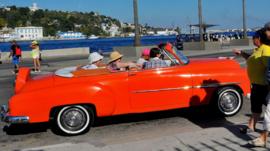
left=31, top=40, right=39, bottom=46
left=88, top=52, right=103, bottom=64
left=109, top=51, right=123, bottom=63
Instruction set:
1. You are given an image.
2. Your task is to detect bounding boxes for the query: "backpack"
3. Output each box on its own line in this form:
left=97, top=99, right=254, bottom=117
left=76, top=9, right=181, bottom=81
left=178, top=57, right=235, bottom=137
left=15, top=47, right=22, bottom=56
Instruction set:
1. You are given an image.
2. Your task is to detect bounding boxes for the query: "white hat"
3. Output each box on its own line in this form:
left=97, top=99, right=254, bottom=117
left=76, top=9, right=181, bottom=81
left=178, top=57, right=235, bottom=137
left=88, top=52, right=104, bottom=64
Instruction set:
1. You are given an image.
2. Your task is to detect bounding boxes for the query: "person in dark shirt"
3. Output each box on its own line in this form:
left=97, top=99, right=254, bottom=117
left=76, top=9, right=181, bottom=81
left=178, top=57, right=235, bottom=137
left=9, top=40, right=21, bottom=73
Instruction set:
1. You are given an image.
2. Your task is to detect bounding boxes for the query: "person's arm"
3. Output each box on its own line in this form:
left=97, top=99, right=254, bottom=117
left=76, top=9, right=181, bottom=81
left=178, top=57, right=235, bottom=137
left=240, top=51, right=251, bottom=60
left=116, top=62, right=139, bottom=69
left=233, top=49, right=250, bottom=60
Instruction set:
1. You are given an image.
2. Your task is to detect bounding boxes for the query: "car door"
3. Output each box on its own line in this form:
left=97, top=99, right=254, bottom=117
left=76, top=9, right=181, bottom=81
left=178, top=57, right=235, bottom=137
left=128, top=66, right=192, bottom=112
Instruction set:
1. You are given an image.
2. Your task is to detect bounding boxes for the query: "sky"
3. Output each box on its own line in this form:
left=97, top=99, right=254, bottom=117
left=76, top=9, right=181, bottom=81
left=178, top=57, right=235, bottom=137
left=1, top=0, right=269, bottom=32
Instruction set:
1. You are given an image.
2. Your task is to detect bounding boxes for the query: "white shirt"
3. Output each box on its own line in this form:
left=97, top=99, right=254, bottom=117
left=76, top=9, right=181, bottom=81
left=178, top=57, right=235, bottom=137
left=137, top=58, right=147, bottom=66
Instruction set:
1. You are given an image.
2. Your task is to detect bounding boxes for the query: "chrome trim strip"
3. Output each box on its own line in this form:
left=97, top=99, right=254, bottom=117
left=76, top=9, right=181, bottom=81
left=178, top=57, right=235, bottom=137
left=133, top=86, right=193, bottom=93
left=195, top=82, right=240, bottom=89
left=132, top=82, right=240, bottom=93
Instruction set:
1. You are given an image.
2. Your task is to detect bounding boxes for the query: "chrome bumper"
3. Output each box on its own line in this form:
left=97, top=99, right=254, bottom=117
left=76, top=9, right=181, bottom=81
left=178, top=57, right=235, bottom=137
left=0, top=105, right=29, bottom=124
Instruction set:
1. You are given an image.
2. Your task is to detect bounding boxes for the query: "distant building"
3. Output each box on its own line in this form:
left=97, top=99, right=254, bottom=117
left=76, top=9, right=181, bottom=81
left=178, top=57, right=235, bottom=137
left=29, top=3, right=39, bottom=12
left=4, top=7, right=11, bottom=11
left=102, top=23, right=120, bottom=37
left=108, top=24, right=120, bottom=37
left=57, top=31, right=86, bottom=39
left=15, top=26, right=43, bottom=40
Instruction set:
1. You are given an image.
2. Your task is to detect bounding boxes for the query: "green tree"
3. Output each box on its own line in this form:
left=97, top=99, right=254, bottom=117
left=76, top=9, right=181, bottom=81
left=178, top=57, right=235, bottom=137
left=0, top=18, right=7, bottom=28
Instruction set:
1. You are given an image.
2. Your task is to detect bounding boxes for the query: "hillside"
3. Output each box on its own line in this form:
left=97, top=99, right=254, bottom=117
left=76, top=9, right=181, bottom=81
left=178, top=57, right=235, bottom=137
left=0, top=6, right=122, bottom=36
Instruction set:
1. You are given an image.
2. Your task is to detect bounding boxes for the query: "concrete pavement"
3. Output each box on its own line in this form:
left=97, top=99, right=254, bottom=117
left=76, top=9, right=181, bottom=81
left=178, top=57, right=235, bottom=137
left=21, top=126, right=268, bottom=151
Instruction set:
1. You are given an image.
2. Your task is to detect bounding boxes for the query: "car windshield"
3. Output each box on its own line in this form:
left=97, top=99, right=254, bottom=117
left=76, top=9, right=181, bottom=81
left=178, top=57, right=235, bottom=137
left=162, top=47, right=189, bottom=65
left=175, top=50, right=189, bottom=65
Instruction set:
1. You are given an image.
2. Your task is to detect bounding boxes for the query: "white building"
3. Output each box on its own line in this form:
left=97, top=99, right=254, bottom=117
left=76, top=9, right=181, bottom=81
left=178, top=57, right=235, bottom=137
left=15, top=26, right=43, bottom=40
left=29, top=3, right=39, bottom=12
left=102, top=23, right=120, bottom=37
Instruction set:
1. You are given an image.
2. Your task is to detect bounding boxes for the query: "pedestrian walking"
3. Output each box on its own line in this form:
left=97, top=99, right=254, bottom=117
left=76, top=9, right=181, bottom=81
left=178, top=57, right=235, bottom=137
left=0, top=49, right=2, bottom=64
left=233, top=29, right=269, bottom=135
left=247, top=23, right=270, bottom=147
left=30, top=40, right=41, bottom=72
left=8, top=40, right=22, bottom=73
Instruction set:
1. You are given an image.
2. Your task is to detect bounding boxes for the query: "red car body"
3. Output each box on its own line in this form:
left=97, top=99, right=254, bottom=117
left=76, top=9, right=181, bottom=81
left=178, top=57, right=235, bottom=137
left=1, top=48, right=250, bottom=135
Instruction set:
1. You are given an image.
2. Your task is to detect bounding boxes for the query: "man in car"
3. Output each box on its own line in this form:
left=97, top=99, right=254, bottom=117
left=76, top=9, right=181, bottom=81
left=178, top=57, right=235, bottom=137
left=143, top=48, right=169, bottom=69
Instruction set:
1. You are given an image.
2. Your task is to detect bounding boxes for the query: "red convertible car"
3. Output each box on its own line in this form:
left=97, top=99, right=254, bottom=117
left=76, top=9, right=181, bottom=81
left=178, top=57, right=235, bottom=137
left=0, top=46, right=250, bottom=135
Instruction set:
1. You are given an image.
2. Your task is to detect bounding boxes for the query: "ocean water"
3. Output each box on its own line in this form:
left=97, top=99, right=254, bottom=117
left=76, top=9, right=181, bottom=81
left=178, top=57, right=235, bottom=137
left=0, top=35, right=176, bottom=52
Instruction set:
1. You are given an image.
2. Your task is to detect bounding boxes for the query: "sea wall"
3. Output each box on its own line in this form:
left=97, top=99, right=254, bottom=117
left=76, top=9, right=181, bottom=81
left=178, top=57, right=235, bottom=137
left=0, top=47, right=89, bottom=61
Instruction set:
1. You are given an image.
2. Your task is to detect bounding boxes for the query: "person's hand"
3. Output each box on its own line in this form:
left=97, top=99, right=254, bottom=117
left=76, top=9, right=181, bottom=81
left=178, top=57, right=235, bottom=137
left=76, top=65, right=83, bottom=70
left=233, top=49, right=241, bottom=56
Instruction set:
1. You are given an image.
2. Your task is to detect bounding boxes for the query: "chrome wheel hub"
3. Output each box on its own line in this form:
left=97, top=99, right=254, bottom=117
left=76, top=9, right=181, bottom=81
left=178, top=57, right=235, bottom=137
left=60, top=108, right=87, bottom=131
left=219, top=92, right=239, bottom=113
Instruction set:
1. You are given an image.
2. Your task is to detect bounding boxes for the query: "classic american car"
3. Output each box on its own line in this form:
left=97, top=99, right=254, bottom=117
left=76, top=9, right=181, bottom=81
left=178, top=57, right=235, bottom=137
left=0, top=45, right=250, bottom=135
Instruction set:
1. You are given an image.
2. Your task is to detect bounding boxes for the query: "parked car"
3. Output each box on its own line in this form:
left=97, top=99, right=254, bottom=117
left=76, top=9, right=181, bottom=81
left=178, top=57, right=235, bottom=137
left=0, top=47, right=250, bottom=136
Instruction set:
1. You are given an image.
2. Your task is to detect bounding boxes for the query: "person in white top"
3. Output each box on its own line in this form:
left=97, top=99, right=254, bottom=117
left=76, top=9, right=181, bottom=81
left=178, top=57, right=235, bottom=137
left=137, top=48, right=150, bottom=66
left=81, top=52, right=105, bottom=70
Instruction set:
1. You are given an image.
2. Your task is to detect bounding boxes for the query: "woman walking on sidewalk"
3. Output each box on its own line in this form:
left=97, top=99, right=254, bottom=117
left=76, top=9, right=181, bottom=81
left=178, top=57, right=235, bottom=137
left=233, top=30, right=270, bottom=135
left=31, top=41, right=41, bottom=72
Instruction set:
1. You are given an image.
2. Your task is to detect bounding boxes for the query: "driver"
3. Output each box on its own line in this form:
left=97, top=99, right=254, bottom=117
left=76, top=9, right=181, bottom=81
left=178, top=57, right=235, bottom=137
left=108, top=51, right=139, bottom=71
left=143, top=48, right=169, bottom=69
left=158, top=43, right=172, bottom=66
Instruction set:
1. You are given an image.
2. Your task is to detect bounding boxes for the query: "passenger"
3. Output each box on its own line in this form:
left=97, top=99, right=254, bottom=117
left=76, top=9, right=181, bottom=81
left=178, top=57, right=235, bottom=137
left=137, top=49, right=150, bottom=66
left=143, top=48, right=169, bottom=69
left=158, top=43, right=172, bottom=66
left=108, top=51, right=138, bottom=71
left=81, top=52, right=105, bottom=70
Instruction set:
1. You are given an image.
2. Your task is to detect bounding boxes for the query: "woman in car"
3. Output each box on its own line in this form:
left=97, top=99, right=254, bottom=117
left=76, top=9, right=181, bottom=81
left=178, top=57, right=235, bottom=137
left=137, top=49, right=150, bottom=66
left=81, top=52, right=105, bottom=69
left=108, top=51, right=138, bottom=71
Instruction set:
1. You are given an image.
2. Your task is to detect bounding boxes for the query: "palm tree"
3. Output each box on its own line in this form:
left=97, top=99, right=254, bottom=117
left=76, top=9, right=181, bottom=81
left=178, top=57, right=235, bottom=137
left=133, top=0, right=141, bottom=46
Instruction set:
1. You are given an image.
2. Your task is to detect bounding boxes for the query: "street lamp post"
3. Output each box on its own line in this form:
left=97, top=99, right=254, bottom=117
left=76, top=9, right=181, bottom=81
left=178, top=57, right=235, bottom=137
left=242, top=0, right=247, bottom=39
left=133, top=0, right=141, bottom=46
left=198, top=0, right=204, bottom=48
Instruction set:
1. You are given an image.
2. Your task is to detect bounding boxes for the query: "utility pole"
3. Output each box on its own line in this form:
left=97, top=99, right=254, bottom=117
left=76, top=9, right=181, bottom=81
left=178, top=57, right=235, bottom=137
left=242, top=0, right=247, bottom=39
left=133, top=0, right=141, bottom=46
left=198, top=0, right=204, bottom=48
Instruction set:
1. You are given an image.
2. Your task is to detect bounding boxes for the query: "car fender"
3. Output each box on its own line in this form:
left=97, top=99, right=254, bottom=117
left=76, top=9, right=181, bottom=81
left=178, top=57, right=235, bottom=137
left=9, top=83, right=117, bottom=123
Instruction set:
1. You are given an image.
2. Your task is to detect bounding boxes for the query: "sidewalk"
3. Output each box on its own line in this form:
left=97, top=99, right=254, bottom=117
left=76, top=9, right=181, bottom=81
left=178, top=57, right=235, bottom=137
left=21, top=125, right=268, bottom=151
